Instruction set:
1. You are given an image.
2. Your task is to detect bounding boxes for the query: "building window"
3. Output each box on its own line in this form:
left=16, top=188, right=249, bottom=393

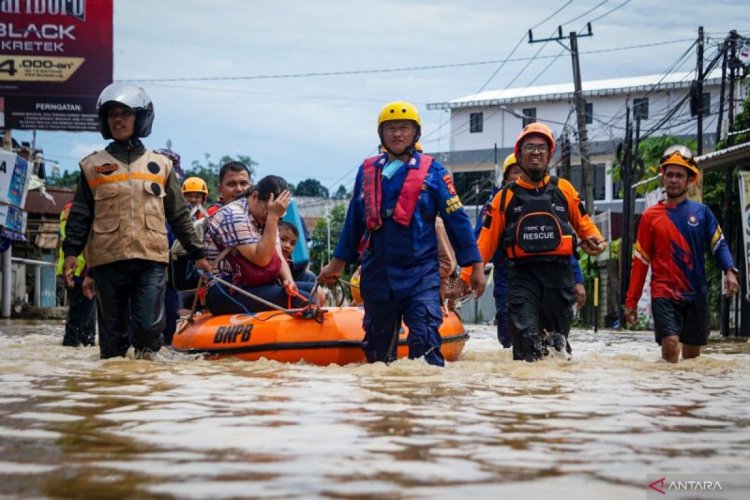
left=702, top=92, right=711, bottom=115
left=522, top=108, right=536, bottom=127
left=633, top=98, right=649, bottom=120
left=585, top=102, right=593, bottom=124
left=569, top=163, right=606, bottom=201
left=469, top=112, right=483, bottom=133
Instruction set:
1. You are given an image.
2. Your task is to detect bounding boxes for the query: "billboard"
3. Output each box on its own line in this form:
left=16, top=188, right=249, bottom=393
left=0, top=0, right=113, bottom=131
left=0, top=149, right=31, bottom=239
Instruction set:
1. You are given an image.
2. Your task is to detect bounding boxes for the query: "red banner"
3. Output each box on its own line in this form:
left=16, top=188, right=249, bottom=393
left=0, top=0, right=113, bottom=131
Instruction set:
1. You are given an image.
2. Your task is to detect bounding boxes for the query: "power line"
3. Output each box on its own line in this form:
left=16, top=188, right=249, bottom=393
left=475, top=34, right=527, bottom=93
left=559, top=0, right=610, bottom=27
left=586, top=0, right=632, bottom=24
left=595, top=39, right=698, bottom=130
left=589, top=40, right=721, bottom=142
left=119, top=38, right=695, bottom=84
left=435, top=36, right=703, bottom=153
left=475, top=0, right=576, bottom=93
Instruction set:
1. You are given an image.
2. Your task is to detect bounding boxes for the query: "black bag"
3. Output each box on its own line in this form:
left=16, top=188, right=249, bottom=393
left=168, top=253, right=200, bottom=290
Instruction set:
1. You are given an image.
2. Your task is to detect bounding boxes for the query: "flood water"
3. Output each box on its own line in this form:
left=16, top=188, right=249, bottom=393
left=1, top=318, right=749, bottom=499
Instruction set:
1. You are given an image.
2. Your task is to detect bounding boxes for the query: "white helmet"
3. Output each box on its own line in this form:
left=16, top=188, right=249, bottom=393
left=96, top=82, right=154, bottom=140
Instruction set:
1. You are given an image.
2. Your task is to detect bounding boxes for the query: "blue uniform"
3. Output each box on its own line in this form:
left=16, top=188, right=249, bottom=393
left=473, top=188, right=584, bottom=348
left=335, top=152, right=481, bottom=365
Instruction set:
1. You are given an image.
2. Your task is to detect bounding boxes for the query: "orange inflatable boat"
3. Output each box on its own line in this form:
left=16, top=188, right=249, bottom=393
left=171, top=306, right=467, bottom=365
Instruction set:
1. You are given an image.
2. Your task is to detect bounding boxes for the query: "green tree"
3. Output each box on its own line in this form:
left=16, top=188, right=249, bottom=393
left=46, top=169, right=80, bottom=189
left=183, top=153, right=257, bottom=203
left=611, top=135, right=697, bottom=196
left=332, top=184, right=350, bottom=199
left=309, top=203, right=346, bottom=274
left=294, top=178, right=329, bottom=198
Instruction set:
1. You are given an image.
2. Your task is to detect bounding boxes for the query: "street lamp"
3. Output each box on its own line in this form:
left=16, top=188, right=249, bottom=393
left=326, top=207, right=331, bottom=262
left=474, top=181, right=480, bottom=323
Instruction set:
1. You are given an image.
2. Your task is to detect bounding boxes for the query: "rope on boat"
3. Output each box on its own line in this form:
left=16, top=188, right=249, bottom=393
left=201, top=271, right=326, bottom=323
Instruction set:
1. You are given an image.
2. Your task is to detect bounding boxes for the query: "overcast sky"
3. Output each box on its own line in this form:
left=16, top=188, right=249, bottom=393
left=14, top=0, right=750, bottom=192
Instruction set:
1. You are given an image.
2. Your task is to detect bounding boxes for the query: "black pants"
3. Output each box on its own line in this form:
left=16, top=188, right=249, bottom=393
left=62, top=277, right=96, bottom=347
left=93, top=260, right=167, bottom=359
left=163, top=285, right=180, bottom=346
left=508, top=264, right=574, bottom=362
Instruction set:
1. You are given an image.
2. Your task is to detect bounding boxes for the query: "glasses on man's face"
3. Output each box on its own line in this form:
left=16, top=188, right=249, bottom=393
left=522, top=143, right=549, bottom=154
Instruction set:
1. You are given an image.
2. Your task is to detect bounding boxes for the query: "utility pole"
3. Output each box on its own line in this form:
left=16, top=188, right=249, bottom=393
left=326, top=207, right=332, bottom=262
left=474, top=180, right=480, bottom=323
left=696, top=26, right=705, bottom=155
left=619, top=104, right=633, bottom=327
left=721, top=30, right=739, bottom=337
left=529, top=24, right=595, bottom=214
left=494, top=143, right=499, bottom=186
left=716, top=38, right=729, bottom=143
left=560, top=129, right=571, bottom=181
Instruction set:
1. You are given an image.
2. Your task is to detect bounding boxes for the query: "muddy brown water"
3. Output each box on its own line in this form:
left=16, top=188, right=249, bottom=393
left=1, top=319, right=749, bottom=498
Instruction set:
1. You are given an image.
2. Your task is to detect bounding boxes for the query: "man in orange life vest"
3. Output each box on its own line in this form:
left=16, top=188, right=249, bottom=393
left=319, top=101, right=485, bottom=366
left=452, top=122, right=606, bottom=362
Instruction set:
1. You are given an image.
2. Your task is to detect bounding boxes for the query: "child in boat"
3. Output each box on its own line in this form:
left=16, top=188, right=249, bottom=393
left=181, top=176, right=210, bottom=219
left=278, top=221, right=316, bottom=283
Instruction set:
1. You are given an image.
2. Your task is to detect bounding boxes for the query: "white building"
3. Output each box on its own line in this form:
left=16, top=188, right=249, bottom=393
left=426, top=69, right=742, bottom=213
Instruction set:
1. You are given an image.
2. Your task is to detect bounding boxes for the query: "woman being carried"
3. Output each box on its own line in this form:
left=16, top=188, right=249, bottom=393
left=204, top=175, right=314, bottom=314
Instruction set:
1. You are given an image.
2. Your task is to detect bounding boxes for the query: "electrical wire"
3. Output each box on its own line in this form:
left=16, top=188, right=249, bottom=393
left=428, top=1, right=644, bottom=158
left=559, top=0, right=610, bottom=27
left=586, top=0, right=632, bottom=25
left=476, top=1, right=577, bottom=92
left=119, top=39, right=693, bottom=85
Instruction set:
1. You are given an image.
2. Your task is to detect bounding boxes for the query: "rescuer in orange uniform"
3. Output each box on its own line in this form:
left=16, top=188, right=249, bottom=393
left=452, top=122, right=606, bottom=361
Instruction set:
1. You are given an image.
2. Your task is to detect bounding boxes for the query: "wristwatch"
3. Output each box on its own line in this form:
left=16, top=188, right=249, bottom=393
left=726, top=266, right=740, bottom=275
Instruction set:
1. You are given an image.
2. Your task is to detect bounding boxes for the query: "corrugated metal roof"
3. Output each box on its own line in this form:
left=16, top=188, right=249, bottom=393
left=697, top=142, right=750, bottom=172
left=23, top=187, right=75, bottom=216
left=427, top=69, right=723, bottom=110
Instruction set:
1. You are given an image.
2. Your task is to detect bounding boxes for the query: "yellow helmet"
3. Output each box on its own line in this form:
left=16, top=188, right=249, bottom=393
left=182, top=177, right=209, bottom=196
left=350, top=267, right=362, bottom=305
left=377, top=101, right=421, bottom=128
left=415, top=142, right=424, bottom=153
left=502, top=153, right=517, bottom=172
left=660, top=145, right=700, bottom=184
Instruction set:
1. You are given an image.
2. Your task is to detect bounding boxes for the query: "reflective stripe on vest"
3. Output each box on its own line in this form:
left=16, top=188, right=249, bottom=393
left=362, top=153, right=432, bottom=230
left=86, top=171, right=167, bottom=188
